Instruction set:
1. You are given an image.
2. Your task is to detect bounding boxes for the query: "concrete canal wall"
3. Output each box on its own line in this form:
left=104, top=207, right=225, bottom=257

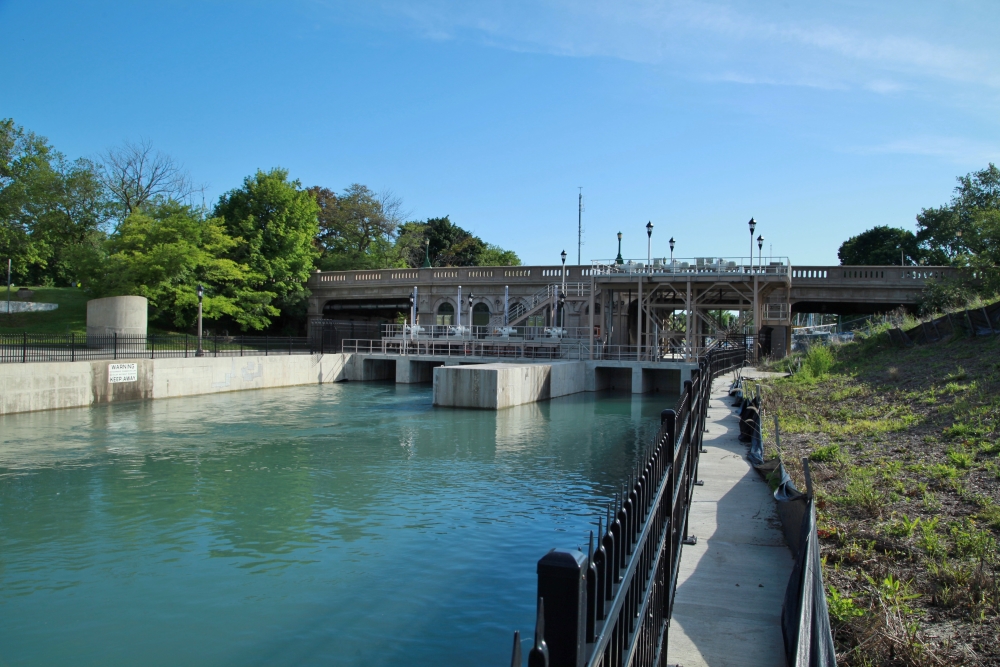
left=0, top=353, right=698, bottom=415
left=0, top=354, right=356, bottom=416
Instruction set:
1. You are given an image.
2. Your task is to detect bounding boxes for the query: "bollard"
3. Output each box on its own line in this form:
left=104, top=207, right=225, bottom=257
left=536, top=549, right=588, bottom=667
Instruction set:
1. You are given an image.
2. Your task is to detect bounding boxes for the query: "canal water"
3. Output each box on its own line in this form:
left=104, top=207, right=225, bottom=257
left=0, top=382, right=676, bottom=666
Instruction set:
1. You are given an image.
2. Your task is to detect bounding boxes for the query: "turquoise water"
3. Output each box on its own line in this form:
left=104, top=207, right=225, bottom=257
left=0, top=382, right=675, bottom=666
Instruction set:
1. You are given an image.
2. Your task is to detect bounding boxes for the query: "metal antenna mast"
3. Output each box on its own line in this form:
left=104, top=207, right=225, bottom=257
left=577, top=187, right=584, bottom=265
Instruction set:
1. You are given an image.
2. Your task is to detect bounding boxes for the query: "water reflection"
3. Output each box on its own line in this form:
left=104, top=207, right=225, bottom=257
left=0, top=383, right=676, bottom=667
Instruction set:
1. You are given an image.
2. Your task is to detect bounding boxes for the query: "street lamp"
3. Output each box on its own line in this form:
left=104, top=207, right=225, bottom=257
left=615, top=232, right=623, bottom=265
left=560, top=250, right=567, bottom=328
left=422, top=238, right=431, bottom=268
left=669, top=237, right=675, bottom=265
left=195, top=284, right=205, bottom=357
left=748, top=218, right=756, bottom=272
left=757, top=235, right=764, bottom=272
left=646, top=221, right=653, bottom=268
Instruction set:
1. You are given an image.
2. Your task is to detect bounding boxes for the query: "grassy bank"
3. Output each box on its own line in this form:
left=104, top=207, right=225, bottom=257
left=0, top=286, right=89, bottom=334
left=760, top=336, right=1000, bottom=665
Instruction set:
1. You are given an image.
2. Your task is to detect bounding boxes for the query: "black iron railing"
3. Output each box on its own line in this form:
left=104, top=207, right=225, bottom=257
left=0, top=333, right=315, bottom=363
left=515, top=344, right=746, bottom=667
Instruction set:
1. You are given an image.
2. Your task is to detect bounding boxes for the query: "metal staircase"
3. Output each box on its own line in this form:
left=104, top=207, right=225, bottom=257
left=488, top=283, right=592, bottom=328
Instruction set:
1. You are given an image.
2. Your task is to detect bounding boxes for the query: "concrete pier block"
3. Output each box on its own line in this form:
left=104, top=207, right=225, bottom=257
left=432, top=362, right=585, bottom=409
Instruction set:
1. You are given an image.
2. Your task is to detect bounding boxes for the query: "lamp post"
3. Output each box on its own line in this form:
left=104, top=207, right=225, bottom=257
left=757, top=235, right=764, bottom=272
left=560, top=250, right=567, bottom=328
left=615, top=232, right=623, bottom=265
left=195, top=284, right=204, bottom=357
left=468, top=292, right=474, bottom=330
left=422, top=238, right=431, bottom=268
left=669, top=237, right=675, bottom=267
left=748, top=218, right=756, bottom=272
left=456, top=285, right=462, bottom=328
left=646, top=221, right=653, bottom=268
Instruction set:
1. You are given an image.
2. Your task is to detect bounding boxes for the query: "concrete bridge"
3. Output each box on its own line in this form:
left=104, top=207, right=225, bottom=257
left=308, top=259, right=957, bottom=358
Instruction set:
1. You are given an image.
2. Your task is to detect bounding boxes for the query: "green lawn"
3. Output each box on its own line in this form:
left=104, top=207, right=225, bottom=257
left=0, top=286, right=90, bottom=335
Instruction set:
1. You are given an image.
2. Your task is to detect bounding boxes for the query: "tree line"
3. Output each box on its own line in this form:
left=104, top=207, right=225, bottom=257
left=0, top=119, right=519, bottom=333
left=838, top=164, right=1000, bottom=311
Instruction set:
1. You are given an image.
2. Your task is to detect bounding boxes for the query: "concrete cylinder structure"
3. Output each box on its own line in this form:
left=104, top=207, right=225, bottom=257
left=87, top=296, right=148, bottom=337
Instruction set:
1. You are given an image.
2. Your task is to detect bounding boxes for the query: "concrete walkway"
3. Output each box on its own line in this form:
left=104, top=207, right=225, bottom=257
left=666, top=375, right=794, bottom=667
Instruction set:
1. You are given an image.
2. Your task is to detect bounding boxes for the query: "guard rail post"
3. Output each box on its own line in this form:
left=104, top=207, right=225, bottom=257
left=535, top=549, right=588, bottom=667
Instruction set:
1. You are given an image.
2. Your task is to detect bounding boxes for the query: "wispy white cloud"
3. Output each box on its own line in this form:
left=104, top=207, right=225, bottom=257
left=848, top=136, right=1000, bottom=165
left=358, top=0, right=1000, bottom=95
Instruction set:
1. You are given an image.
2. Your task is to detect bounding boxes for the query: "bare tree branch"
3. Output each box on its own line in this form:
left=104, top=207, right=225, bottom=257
left=98, top=138, right=199, bottom=223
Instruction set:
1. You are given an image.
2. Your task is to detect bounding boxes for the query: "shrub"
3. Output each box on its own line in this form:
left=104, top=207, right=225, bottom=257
left=802, top=344, right=835, bottom=379
left=810, top=444, right=841, bottom=462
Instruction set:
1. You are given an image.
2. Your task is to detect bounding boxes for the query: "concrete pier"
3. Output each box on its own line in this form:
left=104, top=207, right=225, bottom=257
left=666, top=376, right=794, bottom=666
left=432, top=361, right=586, bottom=409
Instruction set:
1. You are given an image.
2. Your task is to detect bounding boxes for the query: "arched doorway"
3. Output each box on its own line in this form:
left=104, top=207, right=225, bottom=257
left=472, top=303, right=490, bottom=326
left=437, top=302, right=454, bottom=325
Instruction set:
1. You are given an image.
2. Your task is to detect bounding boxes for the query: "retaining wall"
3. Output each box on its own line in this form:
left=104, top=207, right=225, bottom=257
left=0, top=353, right=355, bottom=416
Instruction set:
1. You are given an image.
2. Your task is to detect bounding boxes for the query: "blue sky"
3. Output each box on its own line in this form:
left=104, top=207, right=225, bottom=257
left=2, top=0, right=998, bottom=265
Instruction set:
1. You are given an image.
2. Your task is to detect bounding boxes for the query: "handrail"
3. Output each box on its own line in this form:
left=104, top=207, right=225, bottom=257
left=516, top=345, right=747, bottom=667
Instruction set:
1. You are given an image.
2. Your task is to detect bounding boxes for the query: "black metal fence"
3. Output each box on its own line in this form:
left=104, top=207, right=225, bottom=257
left=514, top=344, right=746, bottom=667
left=0, top=333, right=314, bottom=363
left=0, top=320, right=391, bottom=363
left=309, top=319, right=382, bottom=352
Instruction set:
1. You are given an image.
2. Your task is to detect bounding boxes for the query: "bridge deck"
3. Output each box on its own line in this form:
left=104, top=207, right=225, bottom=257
left=667, top=374, right=793, bottom=667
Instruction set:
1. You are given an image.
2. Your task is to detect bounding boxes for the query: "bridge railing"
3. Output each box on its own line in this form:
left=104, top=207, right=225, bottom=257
left=590, top=257, right=789, bottom=277
left=309, top=265, right=602, bottom=287
left=513, top=345, right=746, bottom=667
left=380, top=324, right=594, bottom=340
left=790, top=265, right=959, bottom=284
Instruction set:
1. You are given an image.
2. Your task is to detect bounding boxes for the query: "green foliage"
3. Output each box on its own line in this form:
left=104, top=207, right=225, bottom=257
left=311, top=183, right=403, bottom=271
left=827, top=585, right=866, bottom=623
left=949, top=519, right=997, bottom=561
left=802, top=344, right=835, bottom=378
left=478, top=243, right=521, bottom=267
left=946, top=450, right=975, bottom=469
left=395, top=216, right=520, bottom=268
left=0, top=118, right=111, bottom=286
left=916, top=164, right=1000, bottom=309
left=214, top=169, right=320, bottom=328
left=838, top=225, right=919, bottom=266
left=74, top=201, right=259, bottom=330
left=887, top=513, right=922, bottom=538
left=918, top=517, right=946, bottom=558
left=810, top=443, right=841, bottom=462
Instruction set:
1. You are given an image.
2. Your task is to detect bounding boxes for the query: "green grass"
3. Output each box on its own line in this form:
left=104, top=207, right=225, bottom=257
left=0, top=286, right=89, bottom=334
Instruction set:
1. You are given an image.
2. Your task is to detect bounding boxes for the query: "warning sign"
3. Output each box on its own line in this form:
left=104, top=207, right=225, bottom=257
left=108, top=363, right=138, bottom=383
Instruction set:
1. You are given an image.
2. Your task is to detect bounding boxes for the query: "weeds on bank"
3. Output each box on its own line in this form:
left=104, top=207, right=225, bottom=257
left=761, top=334, right=1000, bottom=664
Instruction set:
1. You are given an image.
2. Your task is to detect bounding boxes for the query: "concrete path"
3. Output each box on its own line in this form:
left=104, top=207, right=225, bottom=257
left=666, top=375, right=794, bottom=667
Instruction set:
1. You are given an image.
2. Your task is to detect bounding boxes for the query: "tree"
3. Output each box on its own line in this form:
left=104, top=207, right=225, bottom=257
left=915, top=164, right=1000, bottom=312
left=72, top=200, right=257, bottom=329
left=0, top=119, right=111, bottom=286
left=916, top=163, right=1000, bottom=264
left=478, top=243, right=521, bottom=267
left=837, top=226, right=920, bottom=265
left=98, top=138, right=197, bottom=226
left=310, top=184, right=404, bottom=270
left=395, top=216, right=520, bottom=267
left=214, top=169, right=319, bottom=327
